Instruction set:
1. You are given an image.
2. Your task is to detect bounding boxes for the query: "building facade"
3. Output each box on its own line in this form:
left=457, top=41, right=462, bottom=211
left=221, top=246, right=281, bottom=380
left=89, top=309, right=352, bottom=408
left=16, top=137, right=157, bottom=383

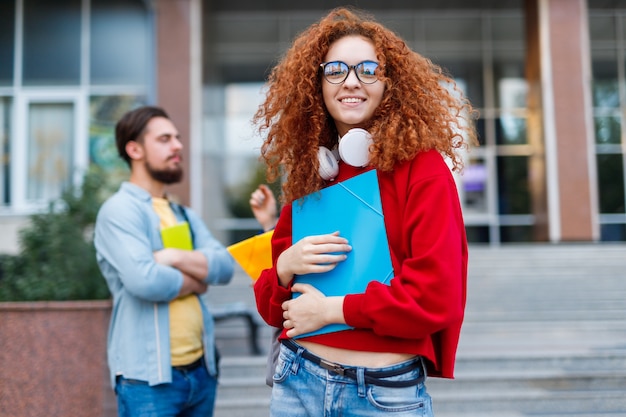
left=1, top=0, right=625, bottom=251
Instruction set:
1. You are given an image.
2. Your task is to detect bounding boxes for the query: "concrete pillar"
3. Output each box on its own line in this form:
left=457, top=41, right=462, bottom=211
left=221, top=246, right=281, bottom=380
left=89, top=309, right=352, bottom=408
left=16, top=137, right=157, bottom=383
left=525, top=0, right=550, bottom=242
left=529, top=0, right=599, bottom=241
left=154, top=0, right=202, bottom=208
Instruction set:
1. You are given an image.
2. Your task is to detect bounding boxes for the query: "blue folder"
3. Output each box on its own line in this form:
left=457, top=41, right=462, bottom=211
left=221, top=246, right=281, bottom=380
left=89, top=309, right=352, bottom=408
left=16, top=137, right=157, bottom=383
left=292, top=169, right=393, bottom=337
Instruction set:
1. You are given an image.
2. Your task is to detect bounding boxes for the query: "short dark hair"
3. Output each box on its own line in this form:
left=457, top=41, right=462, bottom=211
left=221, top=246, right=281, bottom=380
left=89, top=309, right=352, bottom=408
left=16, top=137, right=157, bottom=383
left=115, top=106, right=170, bottom=166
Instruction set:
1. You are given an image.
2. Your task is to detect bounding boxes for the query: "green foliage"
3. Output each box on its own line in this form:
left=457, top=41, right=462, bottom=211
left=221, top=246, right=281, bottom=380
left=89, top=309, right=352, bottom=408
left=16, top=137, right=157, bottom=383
left=227, top=162, right=281, bottom=219
left=225, top=162, right=282, bottom=244
left=0, top=166, right=117, bottom=301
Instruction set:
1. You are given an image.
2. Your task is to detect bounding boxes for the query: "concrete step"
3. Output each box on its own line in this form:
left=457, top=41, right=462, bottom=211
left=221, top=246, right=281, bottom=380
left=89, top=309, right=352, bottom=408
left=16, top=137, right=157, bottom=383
left=214, top=397, right=270, bottom=417
left=432, top=389, right=626, bottom=414
left=215, top=390, right=626, bottom=417
left=436, top=414, right=626, bottom=417
left=429, top=370, right=626, bottom=392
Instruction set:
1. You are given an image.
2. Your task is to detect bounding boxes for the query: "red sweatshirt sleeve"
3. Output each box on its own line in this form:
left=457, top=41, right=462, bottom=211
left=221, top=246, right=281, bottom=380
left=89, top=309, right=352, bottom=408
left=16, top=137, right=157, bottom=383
left=343, top=151, right=467, bottom=341
left=253, top=205, right=294, bottom=328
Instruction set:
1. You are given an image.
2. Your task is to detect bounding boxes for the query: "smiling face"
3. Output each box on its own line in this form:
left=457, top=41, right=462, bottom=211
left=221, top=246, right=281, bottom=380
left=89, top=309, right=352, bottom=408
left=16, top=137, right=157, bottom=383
left=322, top=35, right=385, bottom=137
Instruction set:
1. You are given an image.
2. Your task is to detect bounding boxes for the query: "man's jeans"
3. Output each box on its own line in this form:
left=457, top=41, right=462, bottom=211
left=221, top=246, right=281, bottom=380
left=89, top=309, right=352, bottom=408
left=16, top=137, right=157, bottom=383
left=270, top=343, right=434, bottom=417
left=115, top=360, right=217, bottom=417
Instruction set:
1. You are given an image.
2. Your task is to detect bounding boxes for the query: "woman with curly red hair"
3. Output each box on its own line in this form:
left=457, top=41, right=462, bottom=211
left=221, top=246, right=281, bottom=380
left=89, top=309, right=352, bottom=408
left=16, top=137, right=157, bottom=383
left=253, top=7, right=477, bottom=416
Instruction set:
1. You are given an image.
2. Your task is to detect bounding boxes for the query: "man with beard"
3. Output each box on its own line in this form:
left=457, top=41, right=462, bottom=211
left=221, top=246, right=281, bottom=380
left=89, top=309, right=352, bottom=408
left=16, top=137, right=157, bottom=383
left=94, top=106, right=234, bottom=417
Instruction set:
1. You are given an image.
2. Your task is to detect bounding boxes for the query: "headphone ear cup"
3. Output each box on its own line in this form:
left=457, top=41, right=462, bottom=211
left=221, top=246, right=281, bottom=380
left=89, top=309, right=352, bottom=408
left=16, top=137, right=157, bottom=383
left=318, top=146, right=339, bottom=181
left=338, top=128, right=373, bottom=167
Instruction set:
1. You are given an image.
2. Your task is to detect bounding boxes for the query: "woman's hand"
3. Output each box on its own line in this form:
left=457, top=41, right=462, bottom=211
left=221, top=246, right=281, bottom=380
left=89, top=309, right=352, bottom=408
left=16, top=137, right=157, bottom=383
left=281, top=283, right=345, bottom=338
left=250, top=184, right=278, bottom=232
left=276, top=231, right=352, bottom=287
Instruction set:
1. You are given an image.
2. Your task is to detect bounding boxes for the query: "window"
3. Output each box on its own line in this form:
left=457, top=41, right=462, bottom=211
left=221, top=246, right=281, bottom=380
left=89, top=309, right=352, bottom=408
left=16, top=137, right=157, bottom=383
left=590, top=12, right=626, bottom=241
left=0, top=98, right=11, bottom=206
left=89, top=95, right=145, bottom=172
left=26, top=102, right=75, bottom=201
left=0, top=1, right=15, bottom=86
left=90, top=0, right=151, bottom=85
left=1, top=0, right=151, bottom=212
left=22, top=0, right=82, bottom=86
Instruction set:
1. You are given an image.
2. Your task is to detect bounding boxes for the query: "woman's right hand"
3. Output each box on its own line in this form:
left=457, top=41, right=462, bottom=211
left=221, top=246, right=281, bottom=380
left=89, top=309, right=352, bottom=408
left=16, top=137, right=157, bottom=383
left=276, top=231, right=352, bottom=287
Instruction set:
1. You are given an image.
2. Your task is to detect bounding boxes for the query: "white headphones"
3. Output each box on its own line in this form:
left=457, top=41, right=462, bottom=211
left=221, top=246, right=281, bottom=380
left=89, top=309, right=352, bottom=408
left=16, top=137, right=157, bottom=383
left=317, top=128, right=373, bottom=181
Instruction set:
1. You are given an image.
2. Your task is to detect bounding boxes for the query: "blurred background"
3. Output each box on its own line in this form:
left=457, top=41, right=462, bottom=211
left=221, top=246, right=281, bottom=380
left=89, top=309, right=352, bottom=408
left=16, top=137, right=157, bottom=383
left=0, top=0, right=624, bottom=254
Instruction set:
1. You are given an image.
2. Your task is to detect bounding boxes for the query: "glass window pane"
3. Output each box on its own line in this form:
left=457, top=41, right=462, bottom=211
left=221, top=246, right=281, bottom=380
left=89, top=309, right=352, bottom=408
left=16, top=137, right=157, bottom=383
left=23, top=0, right=81, bottom=86
left=589, top=15, right=615, bottom=41
left=215, top=15, right=279, bottom=44
left=594, top=115, right=621, bottom=144
left=497, top=77, right=527, bottom=109
left=494, top=63, right=526, bottom=108
left=474, top=118, right=486, bottom=146
left=465, top=225, right=490, bottom=244
left=224, top=83, right=265, bottom=187
left=0, top=97, right=11, bottom=205
left=592, top=50, right=619, bottom=108
left=461, top=157, right=488, bottom=214
left=497, top=155, right=530, bottom=215
left=27, top=103, right=74, bottom=201
left=439, top=59, right=484, bottom=108
left=286, top=17, right=319, bottom=41
left=496, top=114, right=527, bottom=145
left=0, top=1, right=15, bottom=86
left=377, top=16, right=413, bottom=42
left=600, top=223, right=626, bottom=241
left=90, top=0, right=151, bottom=85
left=89, top=95, right=145, bottom=171
left=500, top=225, right=533, bottom=242
left=597, top=154, right=625, bottom=214
left=424, top=17, right=482, bottom=43
left=491, top=15, right=524, bottom=43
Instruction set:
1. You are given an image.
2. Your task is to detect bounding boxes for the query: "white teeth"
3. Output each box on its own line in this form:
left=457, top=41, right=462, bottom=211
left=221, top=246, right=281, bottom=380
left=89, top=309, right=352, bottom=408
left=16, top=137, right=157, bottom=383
left=341, top=97, right=362, bottom=103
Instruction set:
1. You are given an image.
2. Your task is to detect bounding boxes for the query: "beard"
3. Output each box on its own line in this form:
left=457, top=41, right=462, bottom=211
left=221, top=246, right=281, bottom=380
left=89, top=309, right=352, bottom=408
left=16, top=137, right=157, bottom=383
left=145, top=160, right=184, bottom=184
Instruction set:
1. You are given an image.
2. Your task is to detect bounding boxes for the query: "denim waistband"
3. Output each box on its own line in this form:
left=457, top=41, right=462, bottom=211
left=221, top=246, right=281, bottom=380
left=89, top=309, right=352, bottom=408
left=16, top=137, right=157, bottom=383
left=281, top=339, right=424, bottom=387
left=173, top=356, right=204, bottom=372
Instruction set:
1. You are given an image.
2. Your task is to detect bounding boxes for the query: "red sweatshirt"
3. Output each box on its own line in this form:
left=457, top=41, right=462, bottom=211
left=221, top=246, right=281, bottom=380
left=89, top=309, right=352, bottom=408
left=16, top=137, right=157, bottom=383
left=254, top=149, right=467, bottom=378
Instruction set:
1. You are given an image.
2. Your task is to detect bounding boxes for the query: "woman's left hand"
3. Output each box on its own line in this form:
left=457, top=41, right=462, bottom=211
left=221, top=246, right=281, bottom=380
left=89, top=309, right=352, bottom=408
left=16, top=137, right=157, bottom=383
left=281, top=283, right=345, bottom=338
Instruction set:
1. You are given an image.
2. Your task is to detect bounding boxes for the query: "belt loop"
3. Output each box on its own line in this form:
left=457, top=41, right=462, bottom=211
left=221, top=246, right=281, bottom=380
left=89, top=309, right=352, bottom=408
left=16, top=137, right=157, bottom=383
left=356, top=367, right=366, bottom=397
left=290, top=344, right=304, bottom=375
left=419, top=357, right=427, bottom=379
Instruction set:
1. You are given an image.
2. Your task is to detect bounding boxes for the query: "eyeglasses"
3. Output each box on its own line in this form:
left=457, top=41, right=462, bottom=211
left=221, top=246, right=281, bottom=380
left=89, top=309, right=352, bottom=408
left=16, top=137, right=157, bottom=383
left=319, top=60, right=380, bottom=84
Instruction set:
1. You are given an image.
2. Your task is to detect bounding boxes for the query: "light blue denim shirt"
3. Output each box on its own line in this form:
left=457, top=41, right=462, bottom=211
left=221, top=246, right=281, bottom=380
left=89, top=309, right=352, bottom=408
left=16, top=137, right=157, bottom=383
left=94, top=182, right=234, bottom=387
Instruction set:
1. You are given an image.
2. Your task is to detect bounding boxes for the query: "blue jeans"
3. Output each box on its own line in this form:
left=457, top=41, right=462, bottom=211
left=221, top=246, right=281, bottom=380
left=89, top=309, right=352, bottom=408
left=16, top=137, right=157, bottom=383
left=115, top=359, right=217, bottom=417
left=270, top=342, right=433, bottom=416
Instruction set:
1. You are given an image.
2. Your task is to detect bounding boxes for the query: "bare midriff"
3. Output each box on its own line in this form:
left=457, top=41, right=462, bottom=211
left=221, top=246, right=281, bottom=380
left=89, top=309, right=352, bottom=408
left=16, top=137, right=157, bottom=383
left=298, top=340, right=417, bottom=368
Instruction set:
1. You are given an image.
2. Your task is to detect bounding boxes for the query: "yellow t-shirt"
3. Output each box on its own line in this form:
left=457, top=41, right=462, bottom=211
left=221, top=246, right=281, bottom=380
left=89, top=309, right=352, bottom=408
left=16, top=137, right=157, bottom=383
left=152, top=197, right=204, bottom=367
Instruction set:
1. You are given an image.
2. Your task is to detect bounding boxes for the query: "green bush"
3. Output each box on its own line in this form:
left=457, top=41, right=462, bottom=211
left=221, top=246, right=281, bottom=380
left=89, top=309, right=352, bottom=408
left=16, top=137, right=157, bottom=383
left=225, top=162, right=282, bottom=244
left=0, top=167, right=116, bottom=301
left=226, top=162, right=281, bottom=220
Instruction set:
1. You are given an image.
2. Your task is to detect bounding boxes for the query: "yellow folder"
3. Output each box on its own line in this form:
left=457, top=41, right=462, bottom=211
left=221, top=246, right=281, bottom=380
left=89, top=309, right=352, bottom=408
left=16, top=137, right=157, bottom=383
left=227, top=230, right=274, bottom=281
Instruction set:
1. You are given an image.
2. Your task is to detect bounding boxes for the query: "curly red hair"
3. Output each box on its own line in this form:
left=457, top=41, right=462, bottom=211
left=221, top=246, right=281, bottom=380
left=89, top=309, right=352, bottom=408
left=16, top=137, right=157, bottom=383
left=254, top=7, right=477, bottom=204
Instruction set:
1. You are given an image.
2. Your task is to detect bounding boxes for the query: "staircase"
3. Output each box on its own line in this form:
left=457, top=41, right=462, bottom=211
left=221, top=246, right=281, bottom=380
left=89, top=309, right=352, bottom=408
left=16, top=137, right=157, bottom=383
left=207, top=243, right=626, bottom=417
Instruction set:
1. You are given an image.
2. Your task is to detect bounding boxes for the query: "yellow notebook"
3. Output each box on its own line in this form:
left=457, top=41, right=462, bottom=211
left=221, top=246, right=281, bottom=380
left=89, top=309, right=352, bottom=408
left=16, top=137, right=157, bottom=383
left=227, top=230, right=274, bottom=281
left=161, top=222, right=193, bottom=250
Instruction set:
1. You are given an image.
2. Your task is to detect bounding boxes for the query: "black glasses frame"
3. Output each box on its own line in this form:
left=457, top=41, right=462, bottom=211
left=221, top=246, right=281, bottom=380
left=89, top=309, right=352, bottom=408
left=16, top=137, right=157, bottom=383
left=319, top=60, right=380, bottom=84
